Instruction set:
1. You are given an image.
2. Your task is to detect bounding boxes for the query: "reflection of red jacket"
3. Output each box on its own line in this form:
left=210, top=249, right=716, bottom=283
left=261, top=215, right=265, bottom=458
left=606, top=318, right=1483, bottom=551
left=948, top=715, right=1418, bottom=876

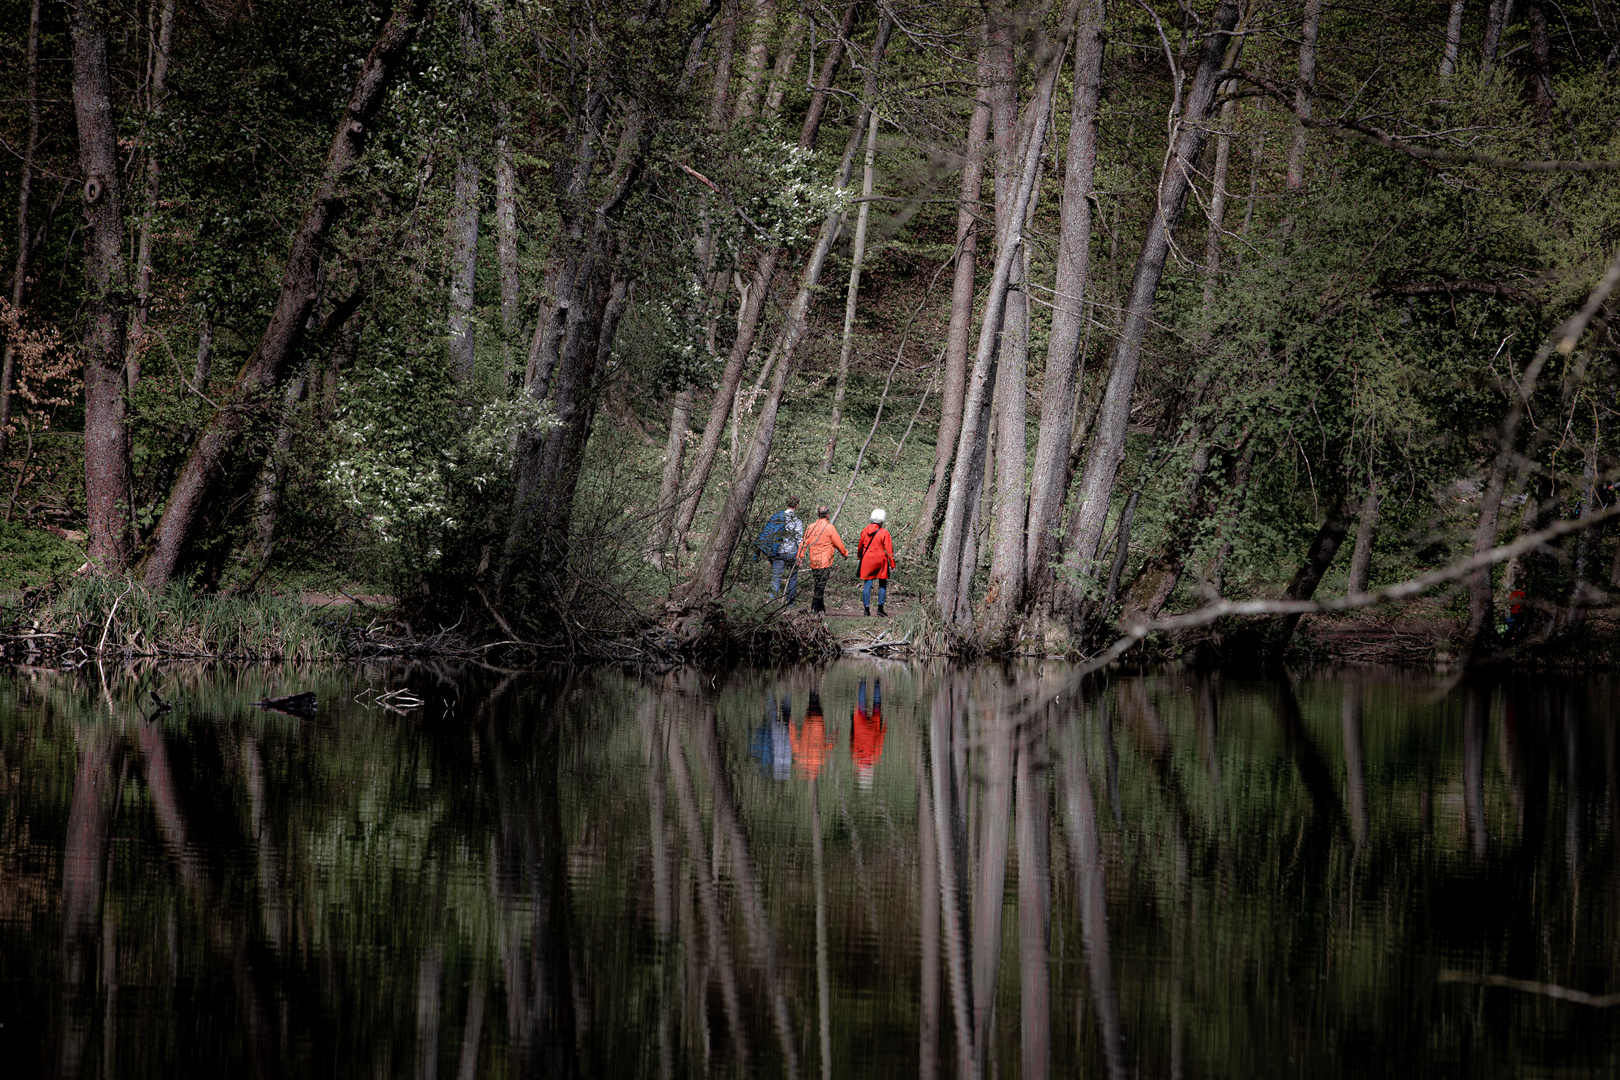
left=857, top=524, right=894, bottom=580
left=851, top=705, right=885, bottom=777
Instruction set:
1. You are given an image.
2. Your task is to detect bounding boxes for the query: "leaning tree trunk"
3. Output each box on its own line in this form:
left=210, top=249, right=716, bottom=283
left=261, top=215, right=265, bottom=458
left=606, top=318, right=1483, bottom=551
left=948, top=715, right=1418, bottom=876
left=1346, top=473, right=1378, bottom=594
left=126, top=0, right=175, bottom=391
left=1272, top=495, right=1353, bottom=645
left=72, top=0, right=135, bottom=571
left=935, top=0, right=1078, bottom=628
left=1057, top=0, right=1242, bottom=623
left=142, top=0, right=428, bottom=588
left=1482, top=0, right=1515, bottom=77
left=646, top=385, right=695, bottom=566
left=1023, top=0, right=1104, bottom=606
left=667, top=0, right=858, bottom=550
left=823, top=101, right=883, bottom=472
left=0, top=0, right=42, bottom=463
left=762, top=7, right=806, bottom=119
left=907, top=34, right=993, bottom=561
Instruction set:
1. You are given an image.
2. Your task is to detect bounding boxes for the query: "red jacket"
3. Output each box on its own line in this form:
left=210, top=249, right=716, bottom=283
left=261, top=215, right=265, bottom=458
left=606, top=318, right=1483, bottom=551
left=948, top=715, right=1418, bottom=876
left=857, top=524, right=894, bottom=580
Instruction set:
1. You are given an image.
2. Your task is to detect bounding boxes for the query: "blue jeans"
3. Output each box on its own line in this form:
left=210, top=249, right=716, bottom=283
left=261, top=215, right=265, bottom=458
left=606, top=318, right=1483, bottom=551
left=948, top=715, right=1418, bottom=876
left=770, top=558, right=799, bottom=601
left=862, top=578, right=887, bottom=607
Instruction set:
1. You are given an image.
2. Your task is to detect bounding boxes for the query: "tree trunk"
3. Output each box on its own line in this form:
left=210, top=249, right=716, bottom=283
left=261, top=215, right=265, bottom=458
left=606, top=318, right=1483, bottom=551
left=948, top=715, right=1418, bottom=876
left=1273, top=495, right=1353, bottom=644
left=1058, top=0, right=1242, bottom=622
left=646, top=385, right=694, bottom=567
left=823, top=101, right=883, bottom=472
left=1439, top=0, right=1466, bottom=77
left=906, top=34, right=993, bottom=561
left=1346, top=474, right=1378, bottom=594
left=1526, top=0, right=1556, bottom=124
left=1482, top=0, right=1516, bottom=77
left=1024, top=0, right=1105, bottom=604
left=761, top=7, right=806, bottom=120
left=492, top=8, right=521, bottom=384
left=731, top=0, right=774, bottom=123
left=0, top=0, right=41, bottom=463
left=707, top=0, right=741, bottom=126
left=1204, top=435, right=1256, bottom=598
left=936, top=0, right=1077, bottom=628
left=127, top=0, right=175, bottom=390
left=667, top=0, right=857, bottom=550
left=448, top=0, right=483, bottom=383
left=73, top=0, right=136, bottom=571
left=248, top=363, right=310, bottom=583
left=1286, top=0, right=1323, bottom=191
left=142, top=0, right=429, bottom=588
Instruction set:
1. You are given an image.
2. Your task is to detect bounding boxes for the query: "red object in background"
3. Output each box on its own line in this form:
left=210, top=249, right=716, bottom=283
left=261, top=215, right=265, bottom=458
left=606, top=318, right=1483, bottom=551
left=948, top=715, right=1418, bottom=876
left=1510, top=589, right=1525, bottom=615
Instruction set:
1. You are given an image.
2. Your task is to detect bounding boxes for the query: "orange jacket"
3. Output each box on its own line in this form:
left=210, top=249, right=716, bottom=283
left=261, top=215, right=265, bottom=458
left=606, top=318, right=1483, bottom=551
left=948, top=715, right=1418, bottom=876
left=792, top=713, right=833, bottom=780
left=798, top=518, right=848, bottom=569
left=857, top=524, right=894, bottom=580
left=851, top=705, right=885, bottom=778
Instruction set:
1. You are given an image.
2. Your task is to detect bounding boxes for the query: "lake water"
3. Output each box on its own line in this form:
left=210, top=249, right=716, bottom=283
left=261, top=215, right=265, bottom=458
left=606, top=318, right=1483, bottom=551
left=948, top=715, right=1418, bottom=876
left=2, top=660, right=1618, bottom=1077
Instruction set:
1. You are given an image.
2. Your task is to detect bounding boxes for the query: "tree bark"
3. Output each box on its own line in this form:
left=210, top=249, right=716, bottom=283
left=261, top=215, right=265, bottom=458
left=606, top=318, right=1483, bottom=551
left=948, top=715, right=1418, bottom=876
left=646, top=385, right=694, bottom=566
left=1346, top=474, right=1378, bottom=594
left=1272, top=495, right=1353, bottom=644
left=707, top=0, right=741, bottom=127
left=1439, top=0, right=1466, bottom=77
left=762, top=7, right=806, bottom=120
left=1286, top=0, right=1323, bottom=191
left=1483, top=0, right=1516, bottom=77
left=142, top=0, right=429, bottom=588
left=127, top=0, right=175, bottom=390
left=492, top=5, right=521, bottom=383
left=1024, top=0, right=1104, bottom=604
left=906, top=34, right=993, bottom=561
left=1526, top=0, right=1557, bottom=124
left=731, top=0, right=776, bottom=123
left=823, top=98, right=884, bottom=472
left=448, top=0, right=484, bottom=383
left=936, top=0, right=1077, bottom=629
left=1058, top=0, right=1242, bottom=622
left=0, top=0, right=42, bottom=462
left=667, top=0, right=857, bottom=550
left=73, top=0, right=136, bottom=570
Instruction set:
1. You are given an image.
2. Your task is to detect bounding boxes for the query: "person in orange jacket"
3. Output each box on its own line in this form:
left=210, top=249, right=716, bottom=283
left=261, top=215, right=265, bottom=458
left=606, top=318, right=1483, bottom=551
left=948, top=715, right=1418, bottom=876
left=850, top=678, right=884, bottom=790
left=856, top=508, right=895, bottom=617
left=797, top=505, right=848, bottom=614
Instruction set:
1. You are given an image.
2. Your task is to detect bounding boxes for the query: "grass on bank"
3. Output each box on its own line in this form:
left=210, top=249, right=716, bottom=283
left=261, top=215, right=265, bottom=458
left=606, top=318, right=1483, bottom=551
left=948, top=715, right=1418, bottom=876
left=3, top=577, right=349, bottom=662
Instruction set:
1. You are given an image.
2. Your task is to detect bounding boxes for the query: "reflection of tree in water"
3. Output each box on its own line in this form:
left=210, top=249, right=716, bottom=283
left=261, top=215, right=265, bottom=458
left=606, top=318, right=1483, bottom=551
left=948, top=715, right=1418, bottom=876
left=9, top=665, right=1620, bottom=1077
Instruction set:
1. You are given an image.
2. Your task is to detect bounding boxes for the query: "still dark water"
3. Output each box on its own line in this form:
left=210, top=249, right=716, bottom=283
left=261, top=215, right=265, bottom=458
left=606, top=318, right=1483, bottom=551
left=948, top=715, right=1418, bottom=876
left=2, top=660, right=1618, bottom=1078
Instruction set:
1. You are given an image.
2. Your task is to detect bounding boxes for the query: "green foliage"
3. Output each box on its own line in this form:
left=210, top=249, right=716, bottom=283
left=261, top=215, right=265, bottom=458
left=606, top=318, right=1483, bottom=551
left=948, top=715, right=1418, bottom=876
left=0, top=520, right=84, bottom=588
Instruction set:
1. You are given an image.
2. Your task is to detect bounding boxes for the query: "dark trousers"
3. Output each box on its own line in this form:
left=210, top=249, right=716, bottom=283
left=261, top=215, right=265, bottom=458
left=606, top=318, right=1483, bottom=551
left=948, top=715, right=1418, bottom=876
left=810, top=567, right=832, bottom=612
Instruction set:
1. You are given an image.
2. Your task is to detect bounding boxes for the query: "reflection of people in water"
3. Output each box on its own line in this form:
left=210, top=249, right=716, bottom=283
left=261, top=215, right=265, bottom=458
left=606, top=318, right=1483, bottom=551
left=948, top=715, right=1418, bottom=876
left=749, top=692, right=794, bottom=780
left=851, top=678, right=885, bottom=790
left=791, top=689, right=834, bottom=781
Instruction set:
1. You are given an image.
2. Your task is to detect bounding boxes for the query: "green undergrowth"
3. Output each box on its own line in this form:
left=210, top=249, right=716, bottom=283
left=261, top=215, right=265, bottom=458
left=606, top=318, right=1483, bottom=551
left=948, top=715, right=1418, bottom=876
left=0, top=521, right=86, bottom=590
left=3, top=578, right=351, bottom=662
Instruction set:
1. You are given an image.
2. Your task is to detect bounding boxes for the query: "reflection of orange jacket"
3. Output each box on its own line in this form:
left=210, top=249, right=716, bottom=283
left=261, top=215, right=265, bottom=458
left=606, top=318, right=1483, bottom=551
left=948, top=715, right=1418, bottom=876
left=798, top=518, right=848, bottom=569
left=791, top=712, right=834, bottom=780
left=851, top=705, right=884, bottom=777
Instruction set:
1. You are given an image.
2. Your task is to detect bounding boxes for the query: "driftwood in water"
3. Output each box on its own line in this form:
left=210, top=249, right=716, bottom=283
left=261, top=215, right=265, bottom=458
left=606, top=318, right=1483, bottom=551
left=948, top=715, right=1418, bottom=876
left=253, top=691, right=318, bottom=716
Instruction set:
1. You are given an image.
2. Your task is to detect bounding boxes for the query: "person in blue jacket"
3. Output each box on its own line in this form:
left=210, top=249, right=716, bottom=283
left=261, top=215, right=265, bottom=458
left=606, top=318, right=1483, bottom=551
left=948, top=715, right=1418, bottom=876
left=755, top=497, right=804, bottom=602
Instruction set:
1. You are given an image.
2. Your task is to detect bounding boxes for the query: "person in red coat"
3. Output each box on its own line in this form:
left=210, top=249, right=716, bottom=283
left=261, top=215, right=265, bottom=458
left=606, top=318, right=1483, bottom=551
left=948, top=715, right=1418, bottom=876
left=856, top=508, right=896, bottom=616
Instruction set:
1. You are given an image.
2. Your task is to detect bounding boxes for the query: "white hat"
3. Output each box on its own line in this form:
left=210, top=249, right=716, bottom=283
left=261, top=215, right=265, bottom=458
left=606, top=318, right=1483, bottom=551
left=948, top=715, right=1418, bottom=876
left=870, top=508, right=886, bottom=524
